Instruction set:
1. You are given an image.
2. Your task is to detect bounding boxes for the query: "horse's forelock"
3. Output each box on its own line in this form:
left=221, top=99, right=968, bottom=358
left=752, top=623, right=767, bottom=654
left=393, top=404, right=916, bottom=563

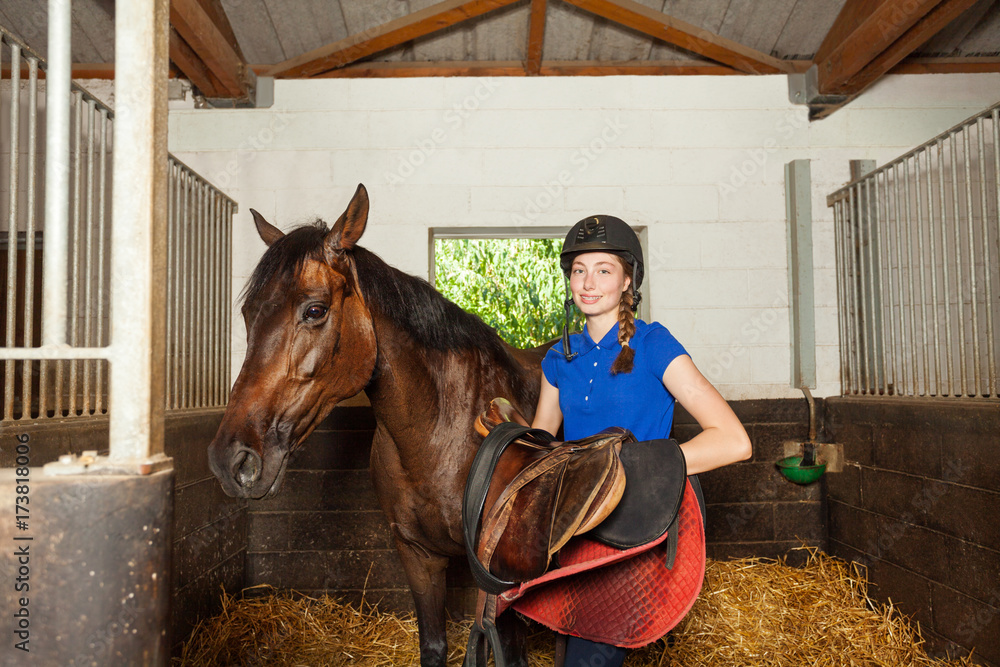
left=240, top=221, right=330, bottom=307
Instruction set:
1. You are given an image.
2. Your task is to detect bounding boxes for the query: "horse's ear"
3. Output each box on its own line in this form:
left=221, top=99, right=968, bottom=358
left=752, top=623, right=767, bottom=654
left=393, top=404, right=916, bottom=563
left=326, top=184, right=369, bottom=251
left=251, top=209, right=285, bottom=247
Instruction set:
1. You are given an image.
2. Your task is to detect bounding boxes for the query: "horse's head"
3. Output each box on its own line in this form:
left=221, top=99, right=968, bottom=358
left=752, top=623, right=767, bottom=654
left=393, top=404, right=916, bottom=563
left=209, top=184, right=377, bottom=499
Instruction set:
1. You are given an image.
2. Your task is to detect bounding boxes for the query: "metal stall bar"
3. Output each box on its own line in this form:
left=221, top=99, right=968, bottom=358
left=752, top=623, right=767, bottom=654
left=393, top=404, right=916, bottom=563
left=951, top=132, right=968, bottom=394
left=20, top=56, right=40, bottom=418
left=937, top=140, right=954, bottom=396
left=4, top=40, right=21, bottom=421
left=42, top=0, right=72, bottom=347
left=980, top=117, right=997, bottom=395
left=925, top=147, right=941, bottom=397
left=95, top=108, right=110, bottom=413
left=963, top=129, right=982, bottom=396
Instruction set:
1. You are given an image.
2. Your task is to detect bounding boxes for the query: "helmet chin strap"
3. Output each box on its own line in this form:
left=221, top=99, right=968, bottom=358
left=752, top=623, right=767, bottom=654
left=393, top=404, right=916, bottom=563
left=561, top=297, right=577, bottom=361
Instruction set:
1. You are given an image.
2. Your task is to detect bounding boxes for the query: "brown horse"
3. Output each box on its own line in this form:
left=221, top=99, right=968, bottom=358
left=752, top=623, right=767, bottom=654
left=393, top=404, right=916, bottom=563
left=208, top=184, right=546, bottom=666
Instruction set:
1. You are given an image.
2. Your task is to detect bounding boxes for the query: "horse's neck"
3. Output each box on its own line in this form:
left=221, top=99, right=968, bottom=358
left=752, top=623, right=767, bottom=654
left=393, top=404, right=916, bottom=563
left=363, top=312, right=538, bottom=451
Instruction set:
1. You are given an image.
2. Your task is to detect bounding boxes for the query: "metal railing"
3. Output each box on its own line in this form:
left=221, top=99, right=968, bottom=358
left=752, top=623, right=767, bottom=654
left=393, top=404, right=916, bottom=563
left=1, top=24, right=235, bottom=422
left=828, top=103, right=1000, bottom=398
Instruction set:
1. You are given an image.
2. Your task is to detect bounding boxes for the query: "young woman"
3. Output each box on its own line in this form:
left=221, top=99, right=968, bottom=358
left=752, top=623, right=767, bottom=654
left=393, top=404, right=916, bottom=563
left=532, top=215, right=752, bottom=666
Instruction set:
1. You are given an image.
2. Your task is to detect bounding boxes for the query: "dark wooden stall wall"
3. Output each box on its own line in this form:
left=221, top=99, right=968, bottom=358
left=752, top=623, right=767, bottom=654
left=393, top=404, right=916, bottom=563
left=246, top=398, right=824, bottom=615
left=677, top=398, right=827, bottom=564
left=826, top=398, right=999, bottom=667
left=166, top=410, right=246, bottom=655
left=0, top=412, right=243, bottom=656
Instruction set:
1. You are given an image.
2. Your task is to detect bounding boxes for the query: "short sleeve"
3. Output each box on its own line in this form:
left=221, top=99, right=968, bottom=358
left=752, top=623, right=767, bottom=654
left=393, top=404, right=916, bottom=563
left=642, top=323, right=688, bottom=379
left=541, top=346, right=562, bottom=387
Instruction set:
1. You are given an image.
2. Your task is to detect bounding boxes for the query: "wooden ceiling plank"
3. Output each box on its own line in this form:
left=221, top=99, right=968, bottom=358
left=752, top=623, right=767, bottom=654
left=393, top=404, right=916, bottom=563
left=264, top=0, right=522, bottom=78
left=526, top=0, right=548, bottom=74
left=773, top=0, right=848, bottom=60
left=815, top=0, right=956, bottom=94
left=917, top=0, right=995, bottom=54
left=561, top=0, right=794, bottom=74
left=219, top=0, right=287, bottom=64
left=170, top=0, right=247, bottom=96
left=832, top=0, right=983, bottom=94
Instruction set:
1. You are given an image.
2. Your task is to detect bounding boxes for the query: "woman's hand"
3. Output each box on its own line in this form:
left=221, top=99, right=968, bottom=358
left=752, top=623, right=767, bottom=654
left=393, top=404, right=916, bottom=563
left=663, top=355, right=752, bottom=475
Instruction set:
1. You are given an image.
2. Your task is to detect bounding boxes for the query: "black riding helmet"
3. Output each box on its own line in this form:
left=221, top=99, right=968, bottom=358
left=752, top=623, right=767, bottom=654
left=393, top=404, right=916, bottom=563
left=560, top=215, right=644, bottom=360
left=560, top=215, right=645, bottom=290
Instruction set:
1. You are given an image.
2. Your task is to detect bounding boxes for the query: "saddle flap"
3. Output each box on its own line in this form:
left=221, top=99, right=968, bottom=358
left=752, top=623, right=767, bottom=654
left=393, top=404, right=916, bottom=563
left=480, top=434, right=627, bottom=583
left=589, top=438, right=687, bottom=549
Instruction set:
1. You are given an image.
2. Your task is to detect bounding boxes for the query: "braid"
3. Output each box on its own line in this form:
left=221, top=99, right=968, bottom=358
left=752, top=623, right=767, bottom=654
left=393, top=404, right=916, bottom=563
left=610, top=290, right=636, bottom=375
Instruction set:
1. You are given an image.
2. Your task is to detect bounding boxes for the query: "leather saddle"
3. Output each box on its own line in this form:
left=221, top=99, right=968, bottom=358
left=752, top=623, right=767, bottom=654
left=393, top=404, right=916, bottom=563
left=463, top=398, right=629, bottom=593
left=463, top=398, right=691, bottom=667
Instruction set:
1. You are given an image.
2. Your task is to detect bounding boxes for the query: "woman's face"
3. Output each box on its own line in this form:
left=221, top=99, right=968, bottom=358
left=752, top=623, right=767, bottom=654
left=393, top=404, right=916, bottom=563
left=569, top=252, right=631, bottom=320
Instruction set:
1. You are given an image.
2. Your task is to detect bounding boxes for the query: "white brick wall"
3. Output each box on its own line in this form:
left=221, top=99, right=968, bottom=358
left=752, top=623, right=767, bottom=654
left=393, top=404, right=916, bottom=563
left=167, top=72, right=1000, bottom=400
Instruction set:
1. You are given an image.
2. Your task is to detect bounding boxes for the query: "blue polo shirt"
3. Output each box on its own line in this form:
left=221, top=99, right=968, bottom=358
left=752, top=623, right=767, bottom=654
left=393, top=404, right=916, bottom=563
left=541, top=320, right=688, bottom=441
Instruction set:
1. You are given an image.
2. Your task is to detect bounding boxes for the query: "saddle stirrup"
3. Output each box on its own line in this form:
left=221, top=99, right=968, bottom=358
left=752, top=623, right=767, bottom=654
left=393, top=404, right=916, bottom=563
left=463, top=591, right=506, bottom=667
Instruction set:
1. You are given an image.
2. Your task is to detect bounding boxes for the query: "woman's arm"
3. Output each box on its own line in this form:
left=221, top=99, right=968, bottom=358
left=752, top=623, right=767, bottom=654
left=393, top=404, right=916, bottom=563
left=663, top=355, right=752, bottom=475
left=531, top=374, right=563, bottom=436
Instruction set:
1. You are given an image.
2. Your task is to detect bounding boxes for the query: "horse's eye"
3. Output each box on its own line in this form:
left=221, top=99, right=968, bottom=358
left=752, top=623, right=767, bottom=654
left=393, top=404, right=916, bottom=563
left=304, top=305, right=328, bottom=321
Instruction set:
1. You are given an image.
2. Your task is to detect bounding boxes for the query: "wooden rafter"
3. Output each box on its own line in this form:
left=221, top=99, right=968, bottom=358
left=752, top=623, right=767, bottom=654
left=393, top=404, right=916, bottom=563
left=561, top=0, right=793, bottom=75
left=170, top=27, right=225, bottom=98
left=286, top=60, right=766, bottom=78
left=827, top=0, right=982, bottom=96
left=815, top=0, right=980, bottom=96
left=526, top=0, right=547, bottom=75
left=170, top=0, right=251, bottom=99
left=263, top=0, right=521, bottom=79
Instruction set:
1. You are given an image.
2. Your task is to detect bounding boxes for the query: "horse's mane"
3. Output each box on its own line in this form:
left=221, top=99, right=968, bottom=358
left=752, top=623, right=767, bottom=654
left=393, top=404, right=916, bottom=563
left=241, top=222, right=519, bottom=362
left=352, top=245, right=512, bottom=356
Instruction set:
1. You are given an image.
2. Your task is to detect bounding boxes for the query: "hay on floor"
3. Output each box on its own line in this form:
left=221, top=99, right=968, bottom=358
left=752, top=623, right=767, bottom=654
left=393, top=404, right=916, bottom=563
left=176, top=548, right=974, bottom=666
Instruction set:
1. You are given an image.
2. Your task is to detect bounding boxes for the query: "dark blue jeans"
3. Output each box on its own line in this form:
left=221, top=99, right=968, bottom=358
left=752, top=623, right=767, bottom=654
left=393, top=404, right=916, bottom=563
left=563, top=636, right=627, bottom=666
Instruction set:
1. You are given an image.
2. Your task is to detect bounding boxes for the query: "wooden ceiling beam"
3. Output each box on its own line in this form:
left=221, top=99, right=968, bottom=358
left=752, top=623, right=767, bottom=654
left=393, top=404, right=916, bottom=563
left=891, top=56, right=1000, bottom=74
left=815, top=0, right=979, bottom=96
left=825, top=0, right=983, bottom=96
left=263, top=0, right=522, bottom=79
left=169, top=0, right=249, bottom=97
left=560, top=0, right=793, bottom=75
left=50, top=55, right=1000, bottom=82
left=169, top=27, right=227, bottom=98
left=525, top=0, right=547, bottom=75
left=292, top=59, right=750, bottom=78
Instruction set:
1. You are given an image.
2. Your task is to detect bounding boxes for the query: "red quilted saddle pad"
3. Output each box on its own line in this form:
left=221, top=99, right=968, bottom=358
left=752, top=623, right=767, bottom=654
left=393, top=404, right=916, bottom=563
left=497, top=479, right=706, bottom=648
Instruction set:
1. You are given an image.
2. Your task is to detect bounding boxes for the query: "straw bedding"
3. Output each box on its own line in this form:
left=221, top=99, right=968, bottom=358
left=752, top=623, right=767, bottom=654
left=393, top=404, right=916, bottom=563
left=176, top=549, right=973, bottom=666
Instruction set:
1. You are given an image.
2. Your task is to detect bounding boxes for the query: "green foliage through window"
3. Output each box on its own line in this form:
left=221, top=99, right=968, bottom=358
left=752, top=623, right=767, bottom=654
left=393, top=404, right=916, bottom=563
left=434, top=238, right=584, bottom=349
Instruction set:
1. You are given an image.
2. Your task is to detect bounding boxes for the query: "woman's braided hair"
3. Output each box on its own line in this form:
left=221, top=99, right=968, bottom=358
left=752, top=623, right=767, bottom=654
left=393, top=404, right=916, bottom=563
left=610, top=256, right=637, bottom=375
